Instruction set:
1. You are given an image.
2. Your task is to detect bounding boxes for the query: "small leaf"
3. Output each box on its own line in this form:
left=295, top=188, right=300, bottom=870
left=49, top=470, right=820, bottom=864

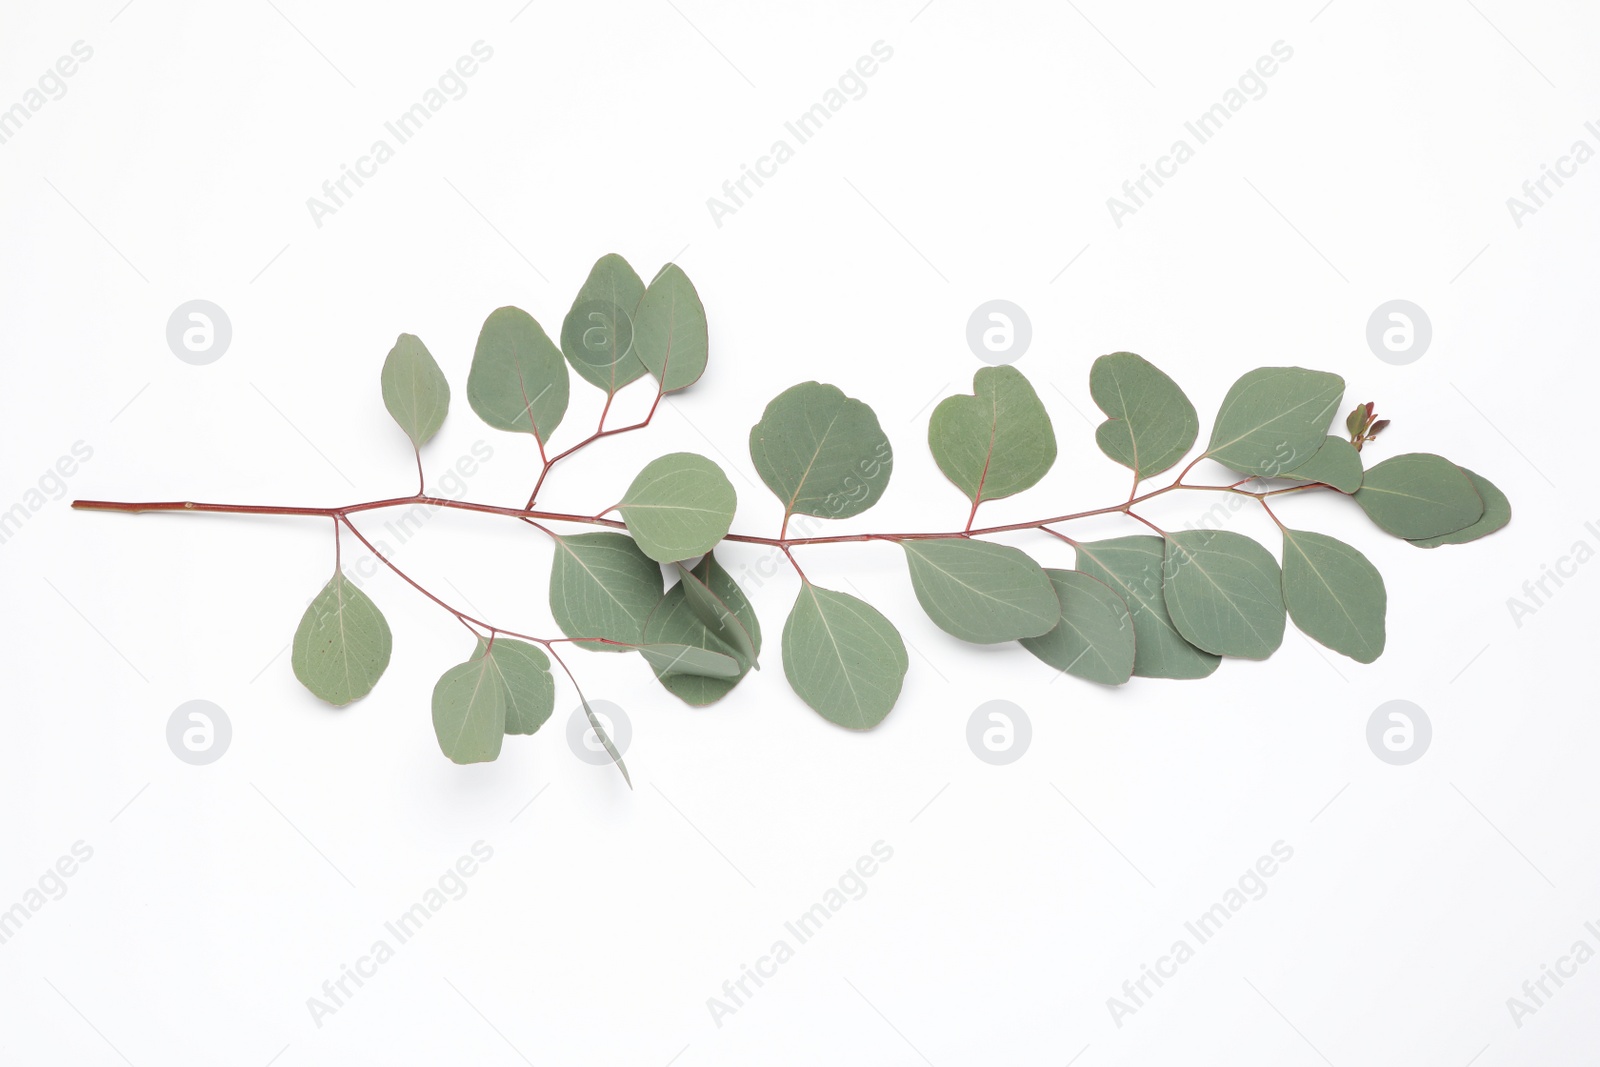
left=929, top=366, right=1056, bottom=504
left=636, top=642, right=742, bottom=678
left=1345, top=404, right=1365, bottom=438
left=644, top=554, right=762, bottom=706
left=1408, top=468, right=1510, bottom=548
left=632, top=263, right=708, bottom=393
left=677, top=556, right=758, bottom=668
left=1162, top=530, right=1286, bottom=659
left=1020, top=569, right=1136, bottom=685
left=561, top=253, right=648, bottom=395
left=1089, top=352, right=1199, bottom=480
left=467, top=306, right=570, bottom=441
left=578, top=691, right=631, bottom=788
left=749, top=382, right=893, bottom=520
left=1282, top=436, right=1363, bottom=493
left=292, top=570, right=393, bottom=705
left=1075, top=537, right=1220, bottom=679
left=432, top=648, right=506, bottom=764
left=901, top=539, right=1059, bottom=644
left=1280, top=529, right=1386, bottom=663
left=380, top=333, right=450, bottom=448
left=782, top=583, right=908, bottom=729
left=548, top=531, right=664, bottom=651
left=477, top=638, right=555, bottom=735
left=1205, top=367, right=1345, bottom=476
left=1355, top=452, right=1484, bottom=538
left=617, top=452, right=737, bottom=564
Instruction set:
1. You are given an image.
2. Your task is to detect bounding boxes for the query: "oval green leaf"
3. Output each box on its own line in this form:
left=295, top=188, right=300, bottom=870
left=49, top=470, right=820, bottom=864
left=1205, top=367, right=1345, bottom=476
left=617, top=452, right=737, bottom=564
left=432, top=648, right=507, bottom=764
left=1280, top=529, right=1386, bottom=663
left=1408, top=468, right=1510, bottom=548
left=749, top=382, right=893, bottom=521
left=1090, top=352, right=1198, bottom=480
left=901, top=539, right=1059, bottom=644
left=782, top=584, right=908, bottom=729
left=1282, top=436, right=1362, bottom=493
left=1074, top=537, right=1220, bottom=679
left=1020, top=569, right=1136, bottom=685
left=381, top=333, right=450, bottom=449
left=467, top=306, right=570, bottom=442
left=548, top=531, right=665, bottom=651
left=632, top=263, right=707, bottom=393
left=477, top=638, right=555, bottom=735
left=1355, top=452, right=1484, bottom=539
left=929, top=366, right=1056, bottom=504
left=561, top=253, right=648, bottom=395
left=1162, top=529, right=1286, bottom=659
left=292, top=570, right=393, bottom=705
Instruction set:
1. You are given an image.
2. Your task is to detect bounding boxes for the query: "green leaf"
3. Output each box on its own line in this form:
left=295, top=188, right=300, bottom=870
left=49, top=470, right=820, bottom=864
left=380, top=333, right=450, bottom=449
left=901, top=539, right=1059, bottom=644
left=617, top=452, right=737, bottom=563
left=1280, top=529, right=1386, bottom=663
left=1282, top=436, right=1362, bottom=493
left=928, top=366, right=1056, bottom=504
left=291, top=570, right=393, bottom=705
left=548, top=531, right=664, bottom=651
left=749, top=382, right=893, bottom=520
left=1355, top=452, right=1484, bottom=538
left=578, top=690, right=631, bottom=788
left=632, top=263, right=707, bottom=393
left=644, top=555, right=762, bottom=707
left=1020, top=569, right=1136, bottom=685
left=477, top=638, right=555, bottom=735
left=1075, top=537, right=1220, bottom=679
left=1089, top=352, right=1199, bottom=480
left=1409, top=468, right=1510, bottom=548
left=677, top=556, right=759, bottom=668
left=467, top=306, right=570, bottom=441
left=782, top=584, right=908, bottom=729
left=561, top=253, right=648, bottom=395
left=1205, top=367, right=1345, bottom=476
left=636, top=642, right=742, bottom=678
left=431, top=648, right=506, bottom=764
left=1162, top=530, right=1286, bottom=659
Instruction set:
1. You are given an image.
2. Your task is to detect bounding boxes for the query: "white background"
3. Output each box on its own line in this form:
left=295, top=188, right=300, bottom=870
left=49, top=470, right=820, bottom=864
left=2, top=1, right=1597, bottom=1063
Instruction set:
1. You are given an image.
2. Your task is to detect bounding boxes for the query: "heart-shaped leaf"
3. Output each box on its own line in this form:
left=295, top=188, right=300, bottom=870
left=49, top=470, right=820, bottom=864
left=292, top=570, right=393, bottom=705
left=1162, top=529, right=1286, bottom=659
left=1090, top=352, right=1198, bottom=480
left=380, top=333, right=450, bottom=449
left=929, top=366, right=1056, bottom=504
left=782, top=583, right=908, bottom=729
left=561, top=253, right=648, bottom=395
left=749, top=381, right=893, bottom=521
left=901, top=538, right=1059, bottom=644
left=617, top=452, right=737, bottom=564
left=432, top=647, right=506, bottom=764
left=1280, top=529, right=1386, bottom=663
left=1355, top=453, right=1484, bottom=538
left=632, top=263, right=708, bottom=393
left=467, top=306, right=570, bottom=442
left=1074, top=537, right=1220, bottom=679
left=1020, top=569, right=1136, bottom=685
left=1205, top=367, right=1345, bottom=477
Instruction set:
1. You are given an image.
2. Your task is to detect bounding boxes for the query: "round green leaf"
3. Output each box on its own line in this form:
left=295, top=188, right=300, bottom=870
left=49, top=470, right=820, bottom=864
left=1282, top=436, right=1362, bottom=493
left=781, top=584, right=908, bottom=729
left=1205, top=367, right=1345, bottom=476
left=901, top=539, right=1059, bottom=644
left=548, top=531, right=664, bottom=651
left=749, top=382, right=893, bottom=521
left=929, top=366, right=1056, bottom=504
left=632, top=263, right=707, bottom=393
left=432, top=648, right=506, bottom=764
left=618, top=452, right=737, bottom=564
left=1408, top=468, right=1510, bottom=548
left=1020, top=569, right=1136, bottom=685
left=1280, top=529, right=1386, bottom=663
left=467, top=306, right=570, bottom=441
left=561, top=253, right=648, bottom=395
left=1162, top=530, right=1286, bottom=659
left=1089, top=352, right=1198, bottom=480
left=1074, top=537, right=1220, bottom=679
left=291, top=570, right=393, bottom=705
left=1355, top=452, right=1484, bottom=539
left=478, top=638, right=555, bottom=735
left=380, top=333, right=450, bottom=449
